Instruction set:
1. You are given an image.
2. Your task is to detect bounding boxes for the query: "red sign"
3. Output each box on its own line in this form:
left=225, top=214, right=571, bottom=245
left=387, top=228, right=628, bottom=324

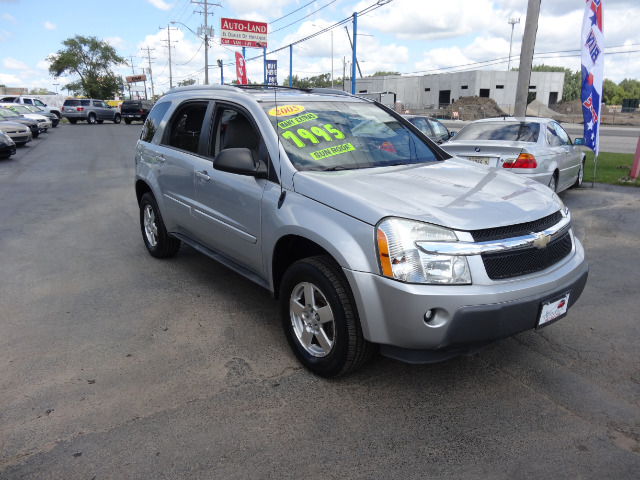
left=235, top=52, right=247, bottom=85
left=220, top=18, right=268, bottom=48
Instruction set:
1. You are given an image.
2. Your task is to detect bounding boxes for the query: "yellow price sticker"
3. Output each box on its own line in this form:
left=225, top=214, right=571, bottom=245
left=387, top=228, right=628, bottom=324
left=277, top=113, right=318, bottom=129
left=267, top=105, right=306, bottom=117
left=310, top=143, right=355, bottom=161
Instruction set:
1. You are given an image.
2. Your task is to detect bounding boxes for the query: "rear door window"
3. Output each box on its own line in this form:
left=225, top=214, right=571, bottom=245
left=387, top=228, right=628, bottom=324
left=162, top=102, right=208, bottom=154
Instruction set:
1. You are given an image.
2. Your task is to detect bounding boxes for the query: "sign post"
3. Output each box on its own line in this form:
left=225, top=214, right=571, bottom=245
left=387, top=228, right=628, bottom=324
left=630, top=135, right=640, bottom=179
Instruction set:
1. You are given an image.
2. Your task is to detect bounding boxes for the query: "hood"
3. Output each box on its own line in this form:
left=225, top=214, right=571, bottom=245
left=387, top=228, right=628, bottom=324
left=292, top=158, right=560, bottom=231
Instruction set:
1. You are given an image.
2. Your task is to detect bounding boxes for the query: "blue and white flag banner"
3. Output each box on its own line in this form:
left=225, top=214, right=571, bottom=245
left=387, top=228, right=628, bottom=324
left=581, top=0, right=604, bottom=156
left=266, top=60, right=278, bottom=86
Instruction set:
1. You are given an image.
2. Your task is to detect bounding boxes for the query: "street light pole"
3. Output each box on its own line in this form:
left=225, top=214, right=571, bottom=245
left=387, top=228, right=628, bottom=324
left=507, top=17, right=520, bottom=71
left=514, top=0, right=541, bottom=118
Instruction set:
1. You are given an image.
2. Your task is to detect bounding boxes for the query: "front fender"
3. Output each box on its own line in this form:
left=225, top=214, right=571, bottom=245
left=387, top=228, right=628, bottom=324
left=264, top=188, right=379, bottom=285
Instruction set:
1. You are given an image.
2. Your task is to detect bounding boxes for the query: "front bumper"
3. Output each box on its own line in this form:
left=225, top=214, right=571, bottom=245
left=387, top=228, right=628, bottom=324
left=344, top=236, right=588, bottom=362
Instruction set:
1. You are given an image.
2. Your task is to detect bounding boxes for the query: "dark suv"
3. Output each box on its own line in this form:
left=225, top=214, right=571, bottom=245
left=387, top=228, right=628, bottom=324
left=61, top=99, right=121, bottom=124
left=121, top=99, right=153, bottom=124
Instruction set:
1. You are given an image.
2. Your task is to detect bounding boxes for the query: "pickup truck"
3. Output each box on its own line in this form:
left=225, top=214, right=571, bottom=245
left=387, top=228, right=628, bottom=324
left=120, top=99, right=153, bottom=124
left=0, top=96, right=62, bottom=119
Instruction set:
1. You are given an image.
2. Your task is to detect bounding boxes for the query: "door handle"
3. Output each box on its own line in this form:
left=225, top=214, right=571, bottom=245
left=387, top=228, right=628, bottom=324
left=196, top=170, right=211, bottom=181
left=155, top=154, right=165, bottom=164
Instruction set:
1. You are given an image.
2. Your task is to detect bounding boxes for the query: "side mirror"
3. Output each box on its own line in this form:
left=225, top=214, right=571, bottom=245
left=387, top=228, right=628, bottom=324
left=213, top=148, right=268, bottom=178
left=450, top=131, right=457, bottom=137
left=574, top=137, right=586, bottom=146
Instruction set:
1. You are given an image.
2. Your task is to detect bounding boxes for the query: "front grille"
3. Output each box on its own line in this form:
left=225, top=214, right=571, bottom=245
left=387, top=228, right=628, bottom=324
left=481, top=230, right=573, bottom=280
left=470, top=211, right=562, bottom=242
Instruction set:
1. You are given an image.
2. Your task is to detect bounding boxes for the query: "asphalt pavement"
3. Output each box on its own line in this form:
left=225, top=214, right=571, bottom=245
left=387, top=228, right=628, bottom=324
left=1, top=123, right=639, bottom=479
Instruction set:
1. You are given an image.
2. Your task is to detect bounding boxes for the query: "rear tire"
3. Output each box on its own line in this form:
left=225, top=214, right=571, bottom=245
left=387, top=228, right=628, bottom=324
left=279, top=256, right=374, bottom=378
left=548, top=171, right=558, bottom=192
left=139, top=193, right=181, bottom=258
left=69, top=119, right=77, bottom=124
left=124, top=119, right=132, bottom=125
left=96, top=120, right=104, bottom=124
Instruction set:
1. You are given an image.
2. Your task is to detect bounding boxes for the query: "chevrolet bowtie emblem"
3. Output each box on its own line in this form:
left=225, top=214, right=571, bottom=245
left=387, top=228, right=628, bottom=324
left=532, top=232, right=551, bottom=249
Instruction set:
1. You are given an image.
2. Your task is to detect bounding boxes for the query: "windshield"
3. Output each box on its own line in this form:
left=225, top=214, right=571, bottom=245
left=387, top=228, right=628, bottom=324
left=11, top=105, right=30, bottom=114
left=452, top=121, right=540, bottom=143
left=261, top=100, right=438, bottom=171
left=0, top=109, right=19, bottom=118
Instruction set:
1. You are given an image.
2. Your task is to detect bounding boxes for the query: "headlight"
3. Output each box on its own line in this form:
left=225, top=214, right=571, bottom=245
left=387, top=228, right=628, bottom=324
left=376, top=218, right=471, bottom=285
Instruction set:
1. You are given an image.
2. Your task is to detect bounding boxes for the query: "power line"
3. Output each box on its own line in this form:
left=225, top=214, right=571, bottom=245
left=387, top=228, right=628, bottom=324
left=270, top=0, right=339, bottom=34
left=270, top=0, right=319, bottom=25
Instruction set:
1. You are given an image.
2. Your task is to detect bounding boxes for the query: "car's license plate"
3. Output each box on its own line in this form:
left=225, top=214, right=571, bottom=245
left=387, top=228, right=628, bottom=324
left=537, top=292, right=571, bottom=328
left=467, top=156, right=489, bottom=165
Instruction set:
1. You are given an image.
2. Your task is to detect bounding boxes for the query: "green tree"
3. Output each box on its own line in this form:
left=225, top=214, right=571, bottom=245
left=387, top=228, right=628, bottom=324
left=282, top=73, right=332, bottom=89
left=369, top=71, right=400, bottom=77
left=177, top=78, right=196, bottom=87
left=618, top=78, right=640, bottom=99
left=47, top=35, right=126, bottom=99
left=29, top=87, right=50, bottom=95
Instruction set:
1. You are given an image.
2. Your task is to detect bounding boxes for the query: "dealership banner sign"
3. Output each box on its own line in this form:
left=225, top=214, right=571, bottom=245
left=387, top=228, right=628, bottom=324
left=221, top=18, right=267, bottom=48
left=581, top=0, right=604, bottom=156
left=235, top=52, right=247, bottom=85
left=266, top=60, right=277, bottom=86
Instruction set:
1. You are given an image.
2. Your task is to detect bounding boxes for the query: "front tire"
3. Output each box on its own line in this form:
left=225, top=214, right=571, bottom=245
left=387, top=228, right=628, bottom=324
left=69, top=118, right=78, bottom=124
left=571, top=158, right=585, bottom=188
left=279, top=256, right=374, bottom=377
left=113, top=114, right=121, bottom=124
left=139, top=193, right=181, bottom=258
left=124, top=119, right=132, bottom=125
left=87, top=114, right=97, bottom=125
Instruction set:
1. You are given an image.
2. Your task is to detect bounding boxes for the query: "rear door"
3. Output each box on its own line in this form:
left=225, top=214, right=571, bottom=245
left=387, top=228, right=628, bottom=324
left=153, top=100, right=210, bottom=234
left=551, top=121, right=581, bottom=190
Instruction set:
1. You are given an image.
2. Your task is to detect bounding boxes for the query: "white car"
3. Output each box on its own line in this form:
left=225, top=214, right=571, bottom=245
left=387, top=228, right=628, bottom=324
left=0, top=104, right=52, bottom=132
left=441, top=117, right=586, bottom=193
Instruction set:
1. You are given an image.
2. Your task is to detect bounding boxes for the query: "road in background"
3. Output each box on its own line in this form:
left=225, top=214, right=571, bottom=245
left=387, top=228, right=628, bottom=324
left=1, top=124, right=639, bottom=478
left=442, top=119, right=640, bottom=154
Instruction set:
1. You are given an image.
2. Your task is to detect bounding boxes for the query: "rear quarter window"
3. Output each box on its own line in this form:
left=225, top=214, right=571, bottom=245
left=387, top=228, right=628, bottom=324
left=140, top=102, right=171, bottom=143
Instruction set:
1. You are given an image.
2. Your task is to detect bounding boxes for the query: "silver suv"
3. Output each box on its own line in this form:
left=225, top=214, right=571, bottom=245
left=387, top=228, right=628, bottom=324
left=134, top=85, right=588, bottom=377
left=61, top=99, right=121, bottom=124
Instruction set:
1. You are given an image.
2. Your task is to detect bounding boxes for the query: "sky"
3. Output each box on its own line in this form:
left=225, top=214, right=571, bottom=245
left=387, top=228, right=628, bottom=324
left=0, top=0, right=638, bottom=98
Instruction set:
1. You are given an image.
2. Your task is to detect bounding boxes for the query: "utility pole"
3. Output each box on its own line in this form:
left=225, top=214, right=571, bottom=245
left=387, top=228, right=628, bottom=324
left=192, top=0, right=221, bottom=85
left=128, top=54, right=137, bottom=98
left=141, top=46, right=156, bottom=100
left=344, top=25, right=363, bottom=80
left=507, top=17, right=520, bottom=71
left=160, top=24, right=179, bottom=89
left=514, top=0, right=541, bottom=118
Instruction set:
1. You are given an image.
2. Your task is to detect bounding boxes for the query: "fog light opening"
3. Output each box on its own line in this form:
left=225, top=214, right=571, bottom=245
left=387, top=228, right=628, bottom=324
left=424, top=309, right=434, bottom=322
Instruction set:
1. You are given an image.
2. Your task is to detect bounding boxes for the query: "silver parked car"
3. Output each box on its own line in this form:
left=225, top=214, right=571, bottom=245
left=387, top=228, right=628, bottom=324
left=61, top=98, right=122, bottom=124
left=403, top=114, right=453, bottom=144
left=441, top=117, right=586, bottom=192
left=135, top=85, right=588, bottom=377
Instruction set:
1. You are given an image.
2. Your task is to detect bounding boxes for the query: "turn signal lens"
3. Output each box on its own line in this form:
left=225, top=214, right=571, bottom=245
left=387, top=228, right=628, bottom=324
left=503, top=153, right=537, bottom=169
left=377, top=229, right=393, bottom=277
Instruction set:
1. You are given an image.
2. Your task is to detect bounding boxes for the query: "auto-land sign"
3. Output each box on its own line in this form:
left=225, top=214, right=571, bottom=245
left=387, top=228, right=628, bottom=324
left=220, top=18, right=267, bottom=48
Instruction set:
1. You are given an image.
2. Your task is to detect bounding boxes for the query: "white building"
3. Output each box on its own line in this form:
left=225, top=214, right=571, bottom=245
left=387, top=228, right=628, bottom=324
left=353, top=70, right=565, bottom=111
